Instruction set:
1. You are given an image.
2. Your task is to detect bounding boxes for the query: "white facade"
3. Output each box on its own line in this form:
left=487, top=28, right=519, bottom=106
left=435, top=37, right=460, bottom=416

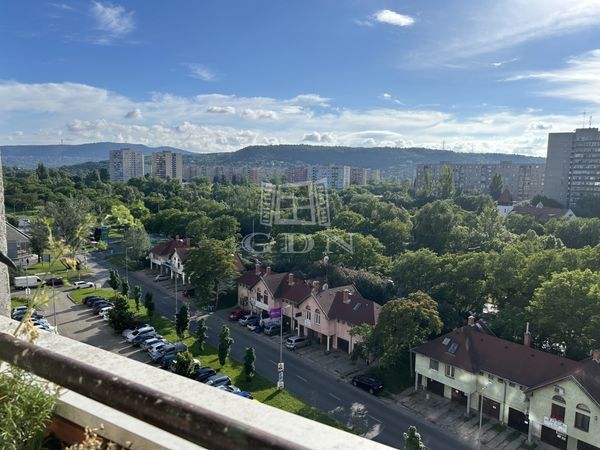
left=310, top=165, right=350, bottom=190
left=152, top=151, right=183, bottom=181
left=109, top=149, right=144, bottom=183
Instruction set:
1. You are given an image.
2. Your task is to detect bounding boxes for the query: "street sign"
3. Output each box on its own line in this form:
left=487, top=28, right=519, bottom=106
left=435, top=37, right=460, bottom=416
left=269, top=308, right=282, bottom=319
left=278, top=372, right=284, bottom=382
left=277, top=381, right=285, bottom=390
left=277, top=362, right=284, bottom=372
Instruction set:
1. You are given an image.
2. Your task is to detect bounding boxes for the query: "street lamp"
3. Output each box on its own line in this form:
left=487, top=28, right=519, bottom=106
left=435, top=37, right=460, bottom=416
left=478, top=381, right=493, bottom=450
left=125, top=246, right=133, bottom=283
left=278, top=304, right=291, bottom=390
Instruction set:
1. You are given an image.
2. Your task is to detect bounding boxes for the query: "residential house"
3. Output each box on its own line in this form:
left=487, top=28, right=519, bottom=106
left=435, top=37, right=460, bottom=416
left=414, top=318, right=600, bottom=450
left=148, top=238, right=190, bottom=280
left=237, top=266, right=381, bottom=353
left=6, top=222, right=33, bottom=267
left=511, top=203, right=576, bottom=221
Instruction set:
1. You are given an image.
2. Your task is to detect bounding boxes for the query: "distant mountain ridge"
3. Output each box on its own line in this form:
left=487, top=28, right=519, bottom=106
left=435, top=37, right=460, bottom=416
left=0, top=142, right=190, bottom=169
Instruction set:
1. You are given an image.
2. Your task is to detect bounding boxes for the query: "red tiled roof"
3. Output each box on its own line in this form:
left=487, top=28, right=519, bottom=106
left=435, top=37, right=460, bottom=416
left=512, top=205, right=572, bottom=221
left=150, top=239, right=188, bottom=258
left=497, top=189, right=513, bottom=206
left=315, top=285, right=378, bottom=326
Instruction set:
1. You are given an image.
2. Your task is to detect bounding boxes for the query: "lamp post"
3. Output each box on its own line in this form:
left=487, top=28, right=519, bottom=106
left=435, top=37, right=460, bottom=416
left=478, top=381, right=493, bottom=450
left=278, top=304, right=291, bottom=390
left=125, top=246, right=132, bottom=283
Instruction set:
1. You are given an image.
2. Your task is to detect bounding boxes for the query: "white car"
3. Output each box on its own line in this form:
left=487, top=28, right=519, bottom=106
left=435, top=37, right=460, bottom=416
left=99, top=307, right=113, bottom=319
left=126, top=326, right=155, bottom=343
left=73, top=281, right=94, bottom=289
left=153, top=274, right=169, bottom=282
left=148, top=341, right=169, bottom=354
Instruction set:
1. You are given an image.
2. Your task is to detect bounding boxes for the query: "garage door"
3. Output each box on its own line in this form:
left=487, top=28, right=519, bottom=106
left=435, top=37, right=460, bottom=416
left=337, top=337, right=349, bottom=353
left=541, top=425, right=567, bottom=450
left=426, top=378, right=445, bottom=397
left=451, top=388, right=467, bottom=405
left=507, top=408, right=529, bottom=434
left=480, top=396, right=500, bottom=420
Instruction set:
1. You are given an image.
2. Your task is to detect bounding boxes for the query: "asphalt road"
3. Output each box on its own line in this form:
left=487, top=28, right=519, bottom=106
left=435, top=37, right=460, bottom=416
left=88, top=252, right=471, bottom=450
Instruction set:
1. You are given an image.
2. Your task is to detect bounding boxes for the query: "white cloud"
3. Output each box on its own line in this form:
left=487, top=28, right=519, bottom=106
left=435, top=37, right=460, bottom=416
left=492, top=58, right=519, bottom=67
left=186, top=64, right=216, bottom=81
left=48, top=2, right=74, bottom=10
left=91, top=1, right=135, bottom=44
left=372, top=9, right=415, bottom=27
left=0, top=80, right=586, bottom=156
left=124, top=107, right=142, bottom=119
left=506, top=49, right=600, bottom=105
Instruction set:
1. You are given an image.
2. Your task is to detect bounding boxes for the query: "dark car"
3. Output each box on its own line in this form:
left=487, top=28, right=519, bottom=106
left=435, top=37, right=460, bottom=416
left=131, top=331, right=158, bottom=346
left=85, top=297, right=107, bottom=307
left=45, top=277, right=64, bottom=286
left=228, top=308, right=248, bottom=321
left=183, top=287, right=195, bottom=298
left=245, top=317, right=260, bottom=330
left=205, top=374, right=232, bottom=387
left=194, top=367, right=217, bottom=382
left=351, top=374, right=384, bottom=395
left=160, top=353, right=178, bottom=369
left=235, top=390, right=254, bottom=400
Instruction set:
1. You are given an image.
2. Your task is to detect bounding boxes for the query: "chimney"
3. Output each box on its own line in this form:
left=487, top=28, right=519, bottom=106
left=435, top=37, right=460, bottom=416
left=255, top=263, right=261, bottom=275
left=592, top=349, right=600, bottom=363
left=524, top=322, right=531, bottom=347
left=266, top=266, right=271, bottom=275
left=313, top=280, right=320, bottom=292
left=468, top=315, right=476, bottom=326
left=288, top=273, right=294, bottom=286
left=343, top=289, right=350, bottom=303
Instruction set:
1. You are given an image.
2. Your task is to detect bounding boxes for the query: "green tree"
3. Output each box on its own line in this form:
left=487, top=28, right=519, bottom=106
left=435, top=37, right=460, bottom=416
left=438, top=165, right=455, bottom=199
left=133, top=285, right=142, bottom=311
left=244, top=347, right=256, bottom=381
left=144, top=292, right=155, bottom=318
left=44, top=196, right=94, bottom=250
left=209, top=215, right=241, bottom=240
left=369, top=292, right=443, bottom=368
left=412, top=200, right=463, bottom=253
left=36, top=162, right=49, bottom=180
left=121, top=279, right=130, bottom=298
left=195, top=318, right=208, bottom=352
left=528, top=269, right=600, bottom=359
left=122, top=225, right=151, bottom=261
left=375, top=219, right=412, bottom=256
left=489, top=173, right=503, bottom=200
left=108, top=269, right=121, bottom=291
left=218, top=325, right=234, bottom=367
left=185, top=215, right=212, bottom=244
left=173, top=350, right=196, bottom=377
left=175, top=304, right=189, bottom=339
left=108, top=294, right=134, bottom=332
left=404, top=426, right=425, bottom=450
left=573, top=194, right=600, bottom=218
left=108, top=204, right=136, bottom=228
left=187, top=239, right=238, bottom=303
left=29, top=219, right=50, bottom=263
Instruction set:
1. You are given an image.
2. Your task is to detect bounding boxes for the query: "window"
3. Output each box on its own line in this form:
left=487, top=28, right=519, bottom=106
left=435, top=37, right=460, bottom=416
left=445, top=364, right=455, bottom=378
left=264, top=294, right=269, bottom=304
left=551, top=403, right=566, bottom=422
left=305, top=306, right=311, bottom=321
left=430, top=359, right=439, bottom=371
left=575, top=412, right=590, bottom=432
left=488, top=374, right=494, bottom=381
left=577, top=403, right=591, bottom=413
left=315, top=309, right=320, bottom=325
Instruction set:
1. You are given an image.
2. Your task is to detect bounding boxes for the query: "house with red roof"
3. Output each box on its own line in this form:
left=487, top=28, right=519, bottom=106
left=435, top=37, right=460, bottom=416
left=237, top=265, right=381, bottom=353
left=414, top=317, right=600, bottom=450
left=148, top=237, right=190, bottom=282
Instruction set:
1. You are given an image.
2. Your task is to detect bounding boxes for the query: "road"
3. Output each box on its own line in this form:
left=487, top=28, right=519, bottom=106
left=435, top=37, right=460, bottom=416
left=87, top=251, right=471, bottom=450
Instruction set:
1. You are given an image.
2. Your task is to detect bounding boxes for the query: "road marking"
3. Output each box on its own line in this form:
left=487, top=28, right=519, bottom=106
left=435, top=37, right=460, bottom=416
left=295, top=374, right=308, bottom=382
left=328, top=392, right=342, bottom=401
left=269, top=359, right=277, bottom=365
left=368, top=415, right=383, bottom=423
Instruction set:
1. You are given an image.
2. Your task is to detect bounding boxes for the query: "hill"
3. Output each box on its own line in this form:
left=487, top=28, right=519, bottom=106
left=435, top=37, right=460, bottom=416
left=0, top=142, right=190, bottom=169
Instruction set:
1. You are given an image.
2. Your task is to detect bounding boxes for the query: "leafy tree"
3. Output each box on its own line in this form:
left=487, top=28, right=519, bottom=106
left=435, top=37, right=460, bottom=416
left=187, top=239, right=238, bottom=303
left=44, top=196, right=93, bottom=250
left=36, top=162, right=49, bottom=180
left=412, top=200, right=463, bottom=253
left=209, top=215, right=241, bottom=240
left=195, top=318, right=208, bottom=352
left=108, top=204, right=136, bottom=228
left=122, top=225, right=151, bottom=261
left=349, top=324, right=374, bottom=363
left=489, top=173, right=503, bottom=200
left=174, top=350, right=196, bottom=377
left=531, top=195, right=564, bottom=208
left=528, top=269, right=600, bottom=359
left=545, top=218, right=600, bottom=248
left=390, top=249, right=442, bottom=297
left=175, top=304, right=189, bottom=338
left=108, top=269, right=121, bottom=291
left=185, top=215, right=212, bottom=244
left=369, top=292, right=443, bottom=367
left=29, top=219, right=50, bottom=263
left=375, top=219, right=412, bottom=256
left=573, top=194, right=600, bottom=218
left=218, top=325, right=234, bottom=367
left=437, top=165, right=455, bottom=199
left=108, top=294, right=134, bottom=332
left=505, top=213, right=545, bottom=235
left=133, top=285, right=142, bottom=311
left=144, top=292, right=155, bottom=318
left=121, top=279, right=129, bottom=298
left=244, top=347, right=256, bottom=380
left=404, top=426, right=425, bottom=450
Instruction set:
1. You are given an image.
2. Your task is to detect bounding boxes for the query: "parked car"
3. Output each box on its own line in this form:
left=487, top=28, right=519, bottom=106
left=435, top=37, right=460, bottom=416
left=132, top=330, right=158, bottom=346
left=148, top=341, right=169, bottom=354
left=228, top=308, right=248, bottom=321
left=218, top=385, right=241, bottom=394
left=153, top=274, right=169, bottom=282
left=93, top=302, right=114, bottom=314
left=150, top=342, right=186, bottom=362
left=235, top=391, right=254, bottom=400
left=159, top=353, right=178, bottom=369
left=126, top=326, right=155, bottom=343
left=84, top=296, right=106, bottom=306
left=98, top=306, right=113, bottom=316
left=351, top=374, right=384, bottom=395
left=246, top=317, right=261, bottom=331
left=193, top=367, right=216, bottom=382
left=11, top=306, right=29, bottom=319
left=238, top=314, right=258, bottom=326
left=89, top=298, right=109, bottom=308
left=100, top=310, right=111, bottom=321
left=45, top=277, right=64, bottom=286
left=122, top=324, right=150, bottom=338
left=285, top=335, right=311, bottom=350
left=205, top=374, right=232, bottom=387
left=11, top=309, right=39, bottom=321
left=73, top=281, right=94, bottom=289
left=183, top=287, right=195, bottom=298
left=140, top=336, right=164, bottom=351
left=264, top=322, right=286, bottom=336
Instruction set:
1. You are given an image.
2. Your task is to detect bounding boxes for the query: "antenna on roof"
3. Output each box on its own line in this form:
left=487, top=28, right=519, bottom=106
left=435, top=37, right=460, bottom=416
left=583, top=110, right=587, bottom=128
left=590, top=116, right=593, bottom=128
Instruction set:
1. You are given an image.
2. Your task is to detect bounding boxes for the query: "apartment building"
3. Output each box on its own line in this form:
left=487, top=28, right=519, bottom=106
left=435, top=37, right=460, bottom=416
left=544, top=127, right=600, bottom=207
left=414, top=318, right=600, bottom=450
left=152, top=150, right=183, bottom=181
left=309, top=165, right=351, bottom=190
left=414, top=161, right=545, bottom=201
left=285, top=166, right=309, bottom=183
left=108, top=148, right=144, bottom=183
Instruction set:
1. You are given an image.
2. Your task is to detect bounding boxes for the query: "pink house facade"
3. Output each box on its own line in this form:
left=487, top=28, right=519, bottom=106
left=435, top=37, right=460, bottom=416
left=237, top=265, right=382, bottom=354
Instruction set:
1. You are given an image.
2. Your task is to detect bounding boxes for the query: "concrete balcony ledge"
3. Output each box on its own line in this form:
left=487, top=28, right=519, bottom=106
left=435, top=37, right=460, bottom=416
left=0, top=316, right=392, bottom=450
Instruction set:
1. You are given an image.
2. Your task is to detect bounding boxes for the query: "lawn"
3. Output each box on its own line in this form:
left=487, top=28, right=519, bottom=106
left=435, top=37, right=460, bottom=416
left=69, top=288, right=116, bottom=304
left=92, top=287, right=350, bottom=431
left=25, top=260, right=92, bottom=281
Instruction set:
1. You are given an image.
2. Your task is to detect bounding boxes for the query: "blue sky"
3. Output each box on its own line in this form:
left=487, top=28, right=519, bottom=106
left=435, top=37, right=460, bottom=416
left=1, top=1, right=600, bottom=155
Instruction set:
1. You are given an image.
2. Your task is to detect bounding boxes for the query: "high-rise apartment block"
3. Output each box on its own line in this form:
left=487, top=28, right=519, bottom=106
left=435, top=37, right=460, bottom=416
left=108, top=149, right=144, bottom=183
left=544, top=127, right=600, bottom=207
left=285, top=166, right=309, bottom=183
left=414, top=161, right=545, bottom=201
left=152, top=150, right=183, bottom=181
left=309, top=165, right=350, bottom=190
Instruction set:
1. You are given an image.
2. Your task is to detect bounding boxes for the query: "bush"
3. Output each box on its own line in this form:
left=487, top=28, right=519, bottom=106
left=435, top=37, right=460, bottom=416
left=108, top=294, right=134, bottom=332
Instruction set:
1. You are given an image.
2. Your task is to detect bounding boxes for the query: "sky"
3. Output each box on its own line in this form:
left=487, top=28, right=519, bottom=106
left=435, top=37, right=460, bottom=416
left=2, top=1, right=600, bottom=156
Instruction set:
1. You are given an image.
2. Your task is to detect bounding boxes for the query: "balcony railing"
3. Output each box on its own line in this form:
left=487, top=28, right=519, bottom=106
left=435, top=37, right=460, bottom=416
left=0, top=315, right=392, bottom=450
